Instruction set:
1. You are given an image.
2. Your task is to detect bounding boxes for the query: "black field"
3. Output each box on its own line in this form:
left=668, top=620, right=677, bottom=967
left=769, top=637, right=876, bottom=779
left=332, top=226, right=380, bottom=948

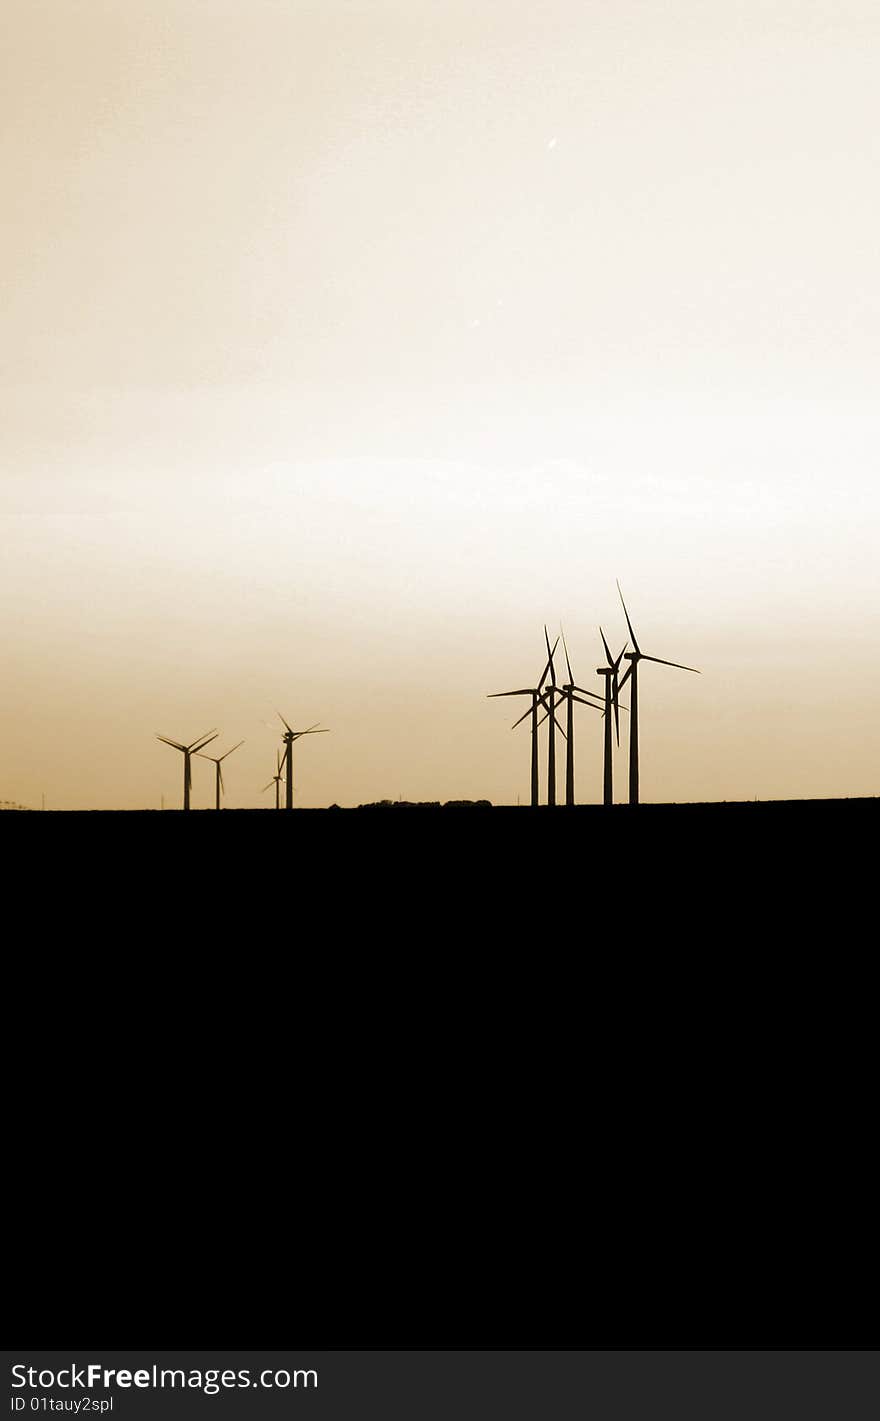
left=5, top=796, right=875, bottom=939
left=7, top=797, right=874, bottom=1349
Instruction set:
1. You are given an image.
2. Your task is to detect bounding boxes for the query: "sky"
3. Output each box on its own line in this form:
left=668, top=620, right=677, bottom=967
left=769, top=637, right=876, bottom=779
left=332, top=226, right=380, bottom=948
left=2, top=0, right=879, bottom=808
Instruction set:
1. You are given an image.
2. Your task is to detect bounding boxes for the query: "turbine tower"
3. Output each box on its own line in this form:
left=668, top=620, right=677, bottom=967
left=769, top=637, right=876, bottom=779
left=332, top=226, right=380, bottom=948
left=278, top=713, right=329, bottom=810
left=542, top=626, right=561, bottom=807
left=262, top=751, right=284, bottom=810
left=557, top=625, right=605, bottom=806
left=199, top=740, right=244, bottom=810
left=596, top=628, right=627, bottom=806
left=615, top=582, right=700, bottom=805
left=156, top=729, right=218, bottom=810
left=488, top=634, right=559, bottom=807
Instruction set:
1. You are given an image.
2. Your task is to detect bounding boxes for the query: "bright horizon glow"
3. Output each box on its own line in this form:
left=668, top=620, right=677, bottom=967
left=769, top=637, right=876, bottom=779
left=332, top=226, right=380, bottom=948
left=2, top=1, right=879, bottom=808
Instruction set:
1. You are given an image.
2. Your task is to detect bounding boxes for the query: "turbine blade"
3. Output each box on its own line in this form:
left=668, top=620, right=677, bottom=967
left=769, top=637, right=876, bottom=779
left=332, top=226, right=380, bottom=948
left=277, top=710, right=293, bottom=733
left=488, top=689, right=535, bottom=698
left=510, top=703, right=536, bottom=730
left=218, top=764, right=225, bottom=793
left=156, top=735, right=186, bottom=751
left=640, top=654, right=700, bottom=674
left=546, top=628, right=558, bottom=688
left=616, top=581, right=640, bottom=656
left=261, top=781, right=274, bottom=793
left=538, top=634, right=560, bottom=691
left=219, top=740, right=245, bottom=760
left=571, top=684, right=606, bottom=703
left=553, top=715, right=567, bottom=739
left=599, top=626, right=614, bottom=667
left=187, top=729, right=217, bottom=751
left=571, top=695, right=603, bottom=710
left=560, top=624, right=574, bottom=685
left=617, top=663, right=633, bottom=695
left=614, top=643, right=628, bottom=671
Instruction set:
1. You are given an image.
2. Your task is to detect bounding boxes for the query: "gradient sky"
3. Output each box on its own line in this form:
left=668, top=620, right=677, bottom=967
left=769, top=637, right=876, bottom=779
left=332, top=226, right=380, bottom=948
left=3, top=0, right=879, bottom=808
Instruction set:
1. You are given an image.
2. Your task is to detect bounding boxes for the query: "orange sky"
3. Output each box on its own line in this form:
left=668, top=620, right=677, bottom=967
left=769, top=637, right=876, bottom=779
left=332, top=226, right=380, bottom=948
left=3, top=1, right=879, bottom=808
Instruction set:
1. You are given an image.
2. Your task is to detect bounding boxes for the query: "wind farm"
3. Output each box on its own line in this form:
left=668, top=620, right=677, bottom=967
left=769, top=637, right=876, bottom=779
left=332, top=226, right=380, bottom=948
left=4, top=4, right=878, bottom=1369
left=4, top=4, right=876, bottom=841
left=488, top=591, right=686, bottom=811
left=3, top=578, right=874, bottom=816
left=5, top=574, right=875, bottom=965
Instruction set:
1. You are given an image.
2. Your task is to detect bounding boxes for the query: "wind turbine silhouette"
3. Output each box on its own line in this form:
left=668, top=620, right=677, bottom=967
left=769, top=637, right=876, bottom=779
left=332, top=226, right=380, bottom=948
left=596, top=629, right=627, bottom=806
left=278, top=713, right=329, bottom=810
left=199, top=740, right=244, bottom=810
left=555, top=626, right=605, bottom=805
left=615, top=582, right=700, bottom=805
left=540, top=626, right=562, bottom=807
left=156, top=729, right=218, bottom=810
left=488, top=634, right=559, bottom=807
left=262, top=751, right=285, bottom=810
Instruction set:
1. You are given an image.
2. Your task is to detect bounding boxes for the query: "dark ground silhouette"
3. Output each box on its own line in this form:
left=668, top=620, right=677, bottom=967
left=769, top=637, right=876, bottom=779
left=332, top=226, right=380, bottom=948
left=5, top=797, right=873, bottom=1348
left=5, top=797, right=875, bottom=944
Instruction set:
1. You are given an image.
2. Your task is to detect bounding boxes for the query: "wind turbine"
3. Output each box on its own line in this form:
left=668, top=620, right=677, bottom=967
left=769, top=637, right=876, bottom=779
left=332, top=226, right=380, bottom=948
left=262, top=751, right=285, bottom=810
left=488, top=634, right=560, bottom=807
left=155, top=729, right=218, bottom=810
left=199, top=740, right=244, bottom=810
left=278, top=713, right=329, bottom=810
left=541, top=626, right=562, bottom=807
left=616, top=582, right=700, bottom=805
left=596, top=628, right=627, bottom=806
left=557, top=626, right=606, bottom=806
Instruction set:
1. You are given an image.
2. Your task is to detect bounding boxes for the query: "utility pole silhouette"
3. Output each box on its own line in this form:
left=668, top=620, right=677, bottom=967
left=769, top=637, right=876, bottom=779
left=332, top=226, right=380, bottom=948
left=156, top=729, right=218, bottom=810
left=488, top=634, right=559, bottom=807
left=596, top=627, right=627, bottom=806
left=278, top=713, right=328, bottom=809
left=615, top=582, right=700, bottom=805
left=199, top=740, right=244, bottom=810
